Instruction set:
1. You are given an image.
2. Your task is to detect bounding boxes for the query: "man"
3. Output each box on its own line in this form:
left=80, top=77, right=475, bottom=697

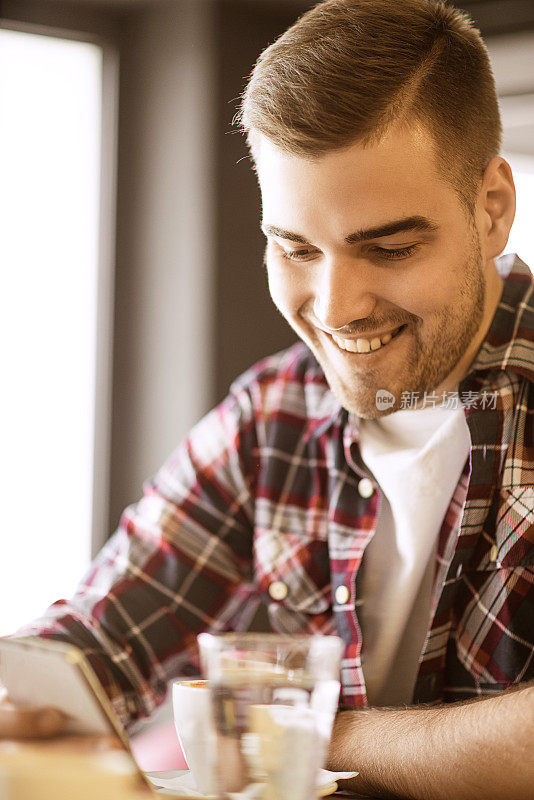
left=2, top=0, right=533, bottom=797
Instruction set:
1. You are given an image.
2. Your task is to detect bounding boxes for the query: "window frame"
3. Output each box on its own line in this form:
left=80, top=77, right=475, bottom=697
left=0, top=17, right=119, bottom=557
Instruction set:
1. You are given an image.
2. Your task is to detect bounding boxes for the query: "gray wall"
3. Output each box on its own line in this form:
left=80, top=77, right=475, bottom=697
left=211, top=1, right=306, bottom=401
left=110, top=0, right=217, bottom=528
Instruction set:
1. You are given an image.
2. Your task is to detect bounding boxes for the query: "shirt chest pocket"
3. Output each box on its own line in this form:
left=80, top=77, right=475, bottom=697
left=454, top=562, right=534, bottom=685
left=253, top=528, right=332, bottom=617
left=454, top=487, right=534, bottom=684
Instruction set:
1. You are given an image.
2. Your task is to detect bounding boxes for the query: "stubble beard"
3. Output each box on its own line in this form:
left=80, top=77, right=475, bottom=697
left=307, top=241, right=486, bottom=419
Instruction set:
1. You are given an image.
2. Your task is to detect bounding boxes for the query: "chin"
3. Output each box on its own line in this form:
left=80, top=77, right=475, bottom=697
left=325, top=378, right=389, bottom=419
left=353, top=405, right=395, bottom=420
left=339, top=396, right=397, bottom=419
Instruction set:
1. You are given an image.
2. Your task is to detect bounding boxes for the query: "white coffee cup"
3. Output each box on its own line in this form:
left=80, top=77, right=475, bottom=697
left=172, top=679, right=218, bottom=795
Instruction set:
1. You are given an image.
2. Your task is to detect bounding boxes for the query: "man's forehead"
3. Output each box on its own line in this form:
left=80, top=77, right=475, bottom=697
left=256, top=124, right=454, bottom=238
left=257, top=136, right=445, bottom=217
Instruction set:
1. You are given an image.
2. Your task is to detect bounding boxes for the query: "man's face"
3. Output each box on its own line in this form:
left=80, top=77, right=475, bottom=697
left=257, top=124, right=490, bottom=418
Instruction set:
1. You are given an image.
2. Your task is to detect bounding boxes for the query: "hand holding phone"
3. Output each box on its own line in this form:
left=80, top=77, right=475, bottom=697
left=0, top=638, right=126, bottom=741
left=0, top=688, right=65, bottom=739
left=0, top=638, right=153, bottom=796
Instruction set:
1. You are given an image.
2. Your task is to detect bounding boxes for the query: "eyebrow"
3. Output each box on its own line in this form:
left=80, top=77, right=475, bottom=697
left=261, top=215, right=439, bottom=244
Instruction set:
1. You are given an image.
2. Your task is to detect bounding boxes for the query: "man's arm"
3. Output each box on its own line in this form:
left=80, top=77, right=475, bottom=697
left=327, top=682, right=534, bottom=800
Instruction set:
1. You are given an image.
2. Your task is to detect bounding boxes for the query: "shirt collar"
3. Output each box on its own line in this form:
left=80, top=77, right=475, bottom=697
left=305, top=253, right=534, bottom=440
left=467, top=254, right=534, bottom=383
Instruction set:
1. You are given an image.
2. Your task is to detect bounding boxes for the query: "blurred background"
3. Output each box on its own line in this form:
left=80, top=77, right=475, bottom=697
left=0, top=0, right=533, bottom=637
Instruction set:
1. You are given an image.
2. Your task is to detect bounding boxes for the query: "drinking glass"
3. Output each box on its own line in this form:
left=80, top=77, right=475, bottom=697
left=197, top=632, right=343, bottom=800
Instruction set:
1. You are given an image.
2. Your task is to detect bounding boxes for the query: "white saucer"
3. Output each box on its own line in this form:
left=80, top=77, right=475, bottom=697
left=146, top=768, right=358, bottom=798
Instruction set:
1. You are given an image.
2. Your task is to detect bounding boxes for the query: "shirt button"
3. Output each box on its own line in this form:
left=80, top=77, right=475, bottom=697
left=358, top=477, right=374, bottom=499
left=335, top=584, right=350, bottom=605
left=490, top=544, right=498, bottom=563
left=268, top=581, right=288, bottom=601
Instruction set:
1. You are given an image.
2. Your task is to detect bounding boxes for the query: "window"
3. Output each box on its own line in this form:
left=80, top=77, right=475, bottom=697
left=488, top=33, right=534, bottom=269
left=505, top=153, right=534, bottom=268
left=0, top=26, right=115, bottom=635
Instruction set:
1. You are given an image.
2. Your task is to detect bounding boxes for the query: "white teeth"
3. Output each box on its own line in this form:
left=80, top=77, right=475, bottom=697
left=330, top=326, right=401, bottom=354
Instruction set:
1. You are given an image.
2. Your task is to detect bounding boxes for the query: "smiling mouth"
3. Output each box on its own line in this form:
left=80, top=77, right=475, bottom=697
left=329, top=324, right=407, bottom=354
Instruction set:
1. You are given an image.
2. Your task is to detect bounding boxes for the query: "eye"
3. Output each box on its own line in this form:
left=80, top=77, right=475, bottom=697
left=279, top=248, right=319, bottom=262
left=370, top=244, right=419, bottom=260
left=272, top=241, right=419, bottom=263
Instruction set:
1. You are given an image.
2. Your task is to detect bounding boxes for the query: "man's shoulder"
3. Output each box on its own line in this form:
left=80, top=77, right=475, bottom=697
left=230, top=342, right=326, bottom=395
left=473, top=256, right=534, bottom=383
left=229, top=342, right=338, bottom=423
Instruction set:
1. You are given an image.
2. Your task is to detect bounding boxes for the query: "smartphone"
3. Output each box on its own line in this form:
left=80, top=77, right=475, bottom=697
left=0, top=636, right=131, bottom=745
left=0, top=636, right=165, bottom=793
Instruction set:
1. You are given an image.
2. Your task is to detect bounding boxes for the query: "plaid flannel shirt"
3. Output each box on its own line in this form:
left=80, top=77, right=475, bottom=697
left=19, top=255, right=534, bottom=730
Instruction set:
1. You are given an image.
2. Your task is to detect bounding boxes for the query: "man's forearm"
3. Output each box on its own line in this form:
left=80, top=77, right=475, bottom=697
left=327, top=683, right=534, bottom=800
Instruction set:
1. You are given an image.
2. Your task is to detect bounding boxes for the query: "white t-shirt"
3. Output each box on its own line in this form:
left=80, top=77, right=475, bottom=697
left=357, top=403, right=470, bottom=706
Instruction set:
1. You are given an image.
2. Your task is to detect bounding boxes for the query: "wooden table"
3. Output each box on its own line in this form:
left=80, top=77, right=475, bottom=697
left=0, top=735, right=153, bottom=799
left=0, top=736, right=387, bottom=800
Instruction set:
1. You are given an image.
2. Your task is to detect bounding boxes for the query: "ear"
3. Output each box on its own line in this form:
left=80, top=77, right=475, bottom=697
left=476, top=157, right=516, bottom=261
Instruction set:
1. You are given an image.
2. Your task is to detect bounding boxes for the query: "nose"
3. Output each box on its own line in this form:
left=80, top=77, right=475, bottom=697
left=313, top=256, right=377, bottom=331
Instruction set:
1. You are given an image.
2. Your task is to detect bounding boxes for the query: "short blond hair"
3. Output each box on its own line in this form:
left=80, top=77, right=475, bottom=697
left=237, top=0, right=502, bottom=209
